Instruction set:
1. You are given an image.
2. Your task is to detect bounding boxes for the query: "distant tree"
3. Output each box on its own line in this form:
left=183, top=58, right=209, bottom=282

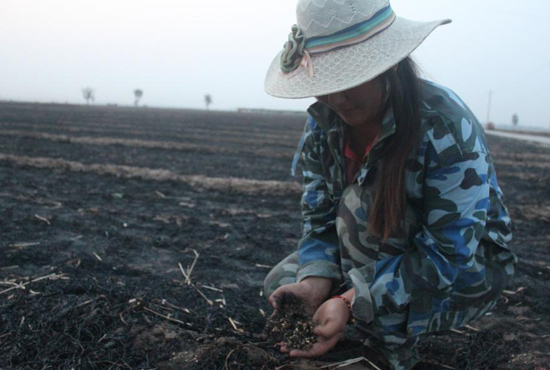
left=82, top=88, right=95, bottom=105
left=134, top=89, right=144, bottom=106
left=204, top=94, right=212, bottom=110
left=512, top=113, right=519, bottom=126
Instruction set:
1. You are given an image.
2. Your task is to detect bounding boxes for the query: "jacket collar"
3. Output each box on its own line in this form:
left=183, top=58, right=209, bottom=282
left=307, top=101, right=339, bottom=131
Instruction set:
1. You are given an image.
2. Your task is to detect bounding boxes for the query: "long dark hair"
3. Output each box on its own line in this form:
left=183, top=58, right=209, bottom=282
left=369, top=57, right=422, bottom=240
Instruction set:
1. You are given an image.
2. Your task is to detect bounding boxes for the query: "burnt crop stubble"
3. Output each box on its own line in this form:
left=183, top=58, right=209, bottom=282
left=1, top=102, right=549, bottom=370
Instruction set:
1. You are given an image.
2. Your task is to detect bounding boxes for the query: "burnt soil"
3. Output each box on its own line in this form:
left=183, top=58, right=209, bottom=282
left=263, top=293, right=316, bottom=352
left=0, top=102, right=549, bottom=370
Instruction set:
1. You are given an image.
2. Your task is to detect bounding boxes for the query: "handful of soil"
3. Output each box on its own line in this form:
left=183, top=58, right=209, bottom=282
left=263, top=293, right=317, bottom=351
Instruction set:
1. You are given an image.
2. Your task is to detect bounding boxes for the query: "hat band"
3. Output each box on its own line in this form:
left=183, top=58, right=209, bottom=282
left=305, top=5, right=396, bottom=54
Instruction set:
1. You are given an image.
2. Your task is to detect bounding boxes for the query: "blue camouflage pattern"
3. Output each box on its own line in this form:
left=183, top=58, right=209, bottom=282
left=279, top=80, right=517, bottom=368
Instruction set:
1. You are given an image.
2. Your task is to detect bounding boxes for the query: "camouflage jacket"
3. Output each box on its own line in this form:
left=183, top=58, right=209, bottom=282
left=294, top=80, right=516, bottom=337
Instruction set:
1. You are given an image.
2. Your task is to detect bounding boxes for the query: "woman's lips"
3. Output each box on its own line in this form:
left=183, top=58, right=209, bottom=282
left=338, top=106, right=356, bottom=111
left=340, top=107, right=358, bottom=114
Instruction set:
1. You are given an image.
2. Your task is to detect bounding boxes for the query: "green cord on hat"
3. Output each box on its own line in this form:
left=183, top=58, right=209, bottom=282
left=280, top=25, right=306, bottom=73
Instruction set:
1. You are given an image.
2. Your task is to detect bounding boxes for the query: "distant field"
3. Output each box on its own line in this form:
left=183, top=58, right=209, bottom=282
left=492, top=128, right=550, bottom=139
left=1, top=102, right=549, bottom=370
left=490, top=124, right=550, bottom=138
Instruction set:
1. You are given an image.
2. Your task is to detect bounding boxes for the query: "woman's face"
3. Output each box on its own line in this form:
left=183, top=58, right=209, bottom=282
left=316, top=77, right=387, bottom=128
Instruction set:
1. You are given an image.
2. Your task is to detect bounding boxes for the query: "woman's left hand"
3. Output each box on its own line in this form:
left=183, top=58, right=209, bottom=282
left=281, top=297, right=351, bottom=358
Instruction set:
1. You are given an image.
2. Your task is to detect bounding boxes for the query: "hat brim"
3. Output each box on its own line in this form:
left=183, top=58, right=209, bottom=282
left=264, top=17, right=451, bottom=99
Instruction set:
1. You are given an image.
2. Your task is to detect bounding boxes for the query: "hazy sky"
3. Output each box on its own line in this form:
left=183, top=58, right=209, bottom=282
left=1, top=0, right=549, bottom=127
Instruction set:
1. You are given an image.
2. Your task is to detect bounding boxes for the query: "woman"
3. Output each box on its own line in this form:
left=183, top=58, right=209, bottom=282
left=263, top=1, right=517, bottom=369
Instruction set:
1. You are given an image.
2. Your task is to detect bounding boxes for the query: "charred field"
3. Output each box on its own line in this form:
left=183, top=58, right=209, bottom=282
left=0, top=101, right=549, bottom=370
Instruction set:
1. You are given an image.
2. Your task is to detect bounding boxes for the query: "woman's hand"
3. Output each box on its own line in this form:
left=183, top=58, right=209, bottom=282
left=268, top=277, right=332, bottom=315
left=283, top=296, right=351, bottom=358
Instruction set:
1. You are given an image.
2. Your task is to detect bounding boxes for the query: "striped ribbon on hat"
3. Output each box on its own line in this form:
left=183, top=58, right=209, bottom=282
left=306, top=5, right=396, bottom=54
left=280, top=5, right=396, bottom=76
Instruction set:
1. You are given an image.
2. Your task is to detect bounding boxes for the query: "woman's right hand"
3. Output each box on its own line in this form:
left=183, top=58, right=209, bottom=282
left=268, top=277, right=333, bottom=315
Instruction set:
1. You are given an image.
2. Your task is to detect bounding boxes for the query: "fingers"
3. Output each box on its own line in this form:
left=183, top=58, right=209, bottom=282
left=312, top=320, right=337, bottom=338
left=312, top=314, right=347, bottom=338
left=268, top=290, right=282, bottom=310
left=268, top=295, right=278, bottom=310
left=279, top=323, right=344, bottom=358
left=288, top=336, right=340, bottom=358
left=278, top=343, right=290, bottom=353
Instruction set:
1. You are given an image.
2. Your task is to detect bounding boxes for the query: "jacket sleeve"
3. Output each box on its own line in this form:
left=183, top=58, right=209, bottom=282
left=295, top=117, right=342, bottom=283
left=351, top=148, right=493, bottom=327
left=405, top=150, right=490, bottom=290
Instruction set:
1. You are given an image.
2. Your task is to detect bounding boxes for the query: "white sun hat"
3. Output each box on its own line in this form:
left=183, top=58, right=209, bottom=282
left=264, top=0, right=450, bottom=99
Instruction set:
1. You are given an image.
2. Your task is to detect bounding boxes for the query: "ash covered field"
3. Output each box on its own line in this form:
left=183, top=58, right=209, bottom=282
left=0, top=102, right=549, bottom=370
